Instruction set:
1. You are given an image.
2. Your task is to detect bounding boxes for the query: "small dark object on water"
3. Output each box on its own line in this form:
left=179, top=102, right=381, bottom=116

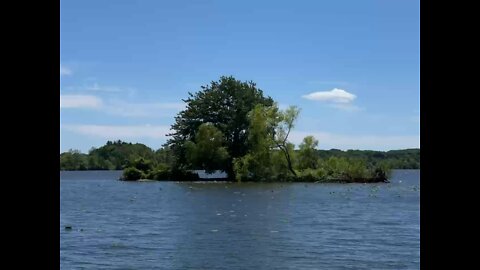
left=65, top=226, right=72, bottom=230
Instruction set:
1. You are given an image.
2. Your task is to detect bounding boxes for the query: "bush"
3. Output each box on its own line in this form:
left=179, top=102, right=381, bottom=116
left=131, top=158, right=153, bottom=172
left=148, top=166, right=171, bottom=180
left=369, top=168, right=388, bottom=182
left=296, top=169, right=319, bottom=182
left=322, top=157, right=348, bottom=179
left=122, top=167, right=144, bottom=181
left=313, top=157, right=390, bottom=182
left=345, top=159, right=369, bottom=180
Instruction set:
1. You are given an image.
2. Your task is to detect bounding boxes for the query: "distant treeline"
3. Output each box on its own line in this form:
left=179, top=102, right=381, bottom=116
left=60, top=140, right=174, bottom=171
left=60, top=140, right=419, bottom=171
left=316, top=149, right=420, bottom=169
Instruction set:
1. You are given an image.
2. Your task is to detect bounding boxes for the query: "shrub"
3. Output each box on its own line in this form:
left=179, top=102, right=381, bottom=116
left=322, top=157, right=348, bottom=179
left=344, top=159, right=369, bottom=180
left=122, top=167, right=143, bottom=181
left=296, top=169, right=319, bottom=182
left=148, top=167, right=172, bottom=180
left=131, top=158, right=153, bottom=172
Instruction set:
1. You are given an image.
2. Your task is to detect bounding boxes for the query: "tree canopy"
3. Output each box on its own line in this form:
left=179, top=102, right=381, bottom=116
left=298, top=136, right=320, bottom=170
left=166, top=76, right=274, bottom=179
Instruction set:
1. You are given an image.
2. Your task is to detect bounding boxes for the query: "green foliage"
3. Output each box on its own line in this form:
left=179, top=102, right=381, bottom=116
left=232, top=155, right=252, bottom=182
left=315, top=156, right=391, bottom=182
left=60, top=140, right=167, bottom=171
left=297, top=136, right=319, bottom=170
left=122, top=167, right=144, bottom=181
left=373, top=160, right=393, bottom=179
left=344, top=159, right=369, bottom=179
left=314, top=148, right=420, bottom=169
left=232, top=105, right=277, bottom=181
left=323, top=156, right=349, bottom=179
left=232, top=104, right=299, bottom=181
left=274, top=106, right=301, bottom=144
left=233, top=153, right=275, bottom=182
left=88, top=140, right=155, bottom=170
left=60, top=149, right=88, bottom=170
left=154, top=146, right=175, bottom=168
left=230, top=103, right=394, bottom=183
left=121, top=158, right=156, bottom=180
left=271, top=147, right=294, bottom=179
left=295, top=168, right=328, bottom=182
left=130, top=158, right=153, bottom=172
left=166, top=76, right=274, bottom=178
left=185, top=123, right=230, bottom=173
left=146, top=164, right=171, bottom=180
left=273, top=105, right=300, bottom=176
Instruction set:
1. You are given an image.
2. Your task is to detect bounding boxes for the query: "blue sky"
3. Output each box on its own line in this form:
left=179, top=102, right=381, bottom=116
left=60, top=0, right=419, bottom=153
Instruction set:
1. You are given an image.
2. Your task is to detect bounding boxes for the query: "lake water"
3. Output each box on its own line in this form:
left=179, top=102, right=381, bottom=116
left=60, top=170, right=420, bottom=270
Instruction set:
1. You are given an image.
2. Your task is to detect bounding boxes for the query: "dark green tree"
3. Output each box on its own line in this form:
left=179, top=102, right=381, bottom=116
left=166, top=76, right=274, bottom=179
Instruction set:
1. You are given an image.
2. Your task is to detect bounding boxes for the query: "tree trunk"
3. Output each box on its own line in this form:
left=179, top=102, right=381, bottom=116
left=280, top=145, right=296, bottom=176
left=225, top=160, right=235, bottom=181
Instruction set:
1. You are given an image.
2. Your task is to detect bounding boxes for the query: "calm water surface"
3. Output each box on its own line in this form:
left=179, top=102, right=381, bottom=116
left=60, top=170, right=420, bottom=270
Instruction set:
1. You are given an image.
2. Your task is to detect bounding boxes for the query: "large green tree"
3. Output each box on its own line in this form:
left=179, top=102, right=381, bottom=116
left=166, top=76, right=274, bottom=179
left=297, top=135, right=319, bottom=170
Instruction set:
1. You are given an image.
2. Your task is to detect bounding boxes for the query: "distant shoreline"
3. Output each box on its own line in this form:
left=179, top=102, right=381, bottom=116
left=61, top=169, right=420, bottom=183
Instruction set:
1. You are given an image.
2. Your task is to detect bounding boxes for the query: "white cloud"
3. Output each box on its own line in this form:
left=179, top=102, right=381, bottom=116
left=60, top=65, right=72, bottom=76
left=59, top=92, right=184, bottom=117
left=86, top=83, right=122, bottom=92
left=302, top=88, right=361, bottom=111
left=64, top=83, right=137, bottom=95
left=60, top=95, right=103, bottom=108
left=289, top=131, right=419, bottom=151
left=302, top=88, right=356, bottom=103
left=63, top=124, right=172, bottom=139
left=103, top=100, right=185, bottom=117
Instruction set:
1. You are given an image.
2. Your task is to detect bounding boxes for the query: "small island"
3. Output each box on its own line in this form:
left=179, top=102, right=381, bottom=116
left=60, top=76, right=420, bottom=183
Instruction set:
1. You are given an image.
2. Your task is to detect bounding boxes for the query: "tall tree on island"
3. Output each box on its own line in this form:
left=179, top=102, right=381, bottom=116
left=166, top=76, right=274, bottom=179
left=273, top=105, right=300, bottom=176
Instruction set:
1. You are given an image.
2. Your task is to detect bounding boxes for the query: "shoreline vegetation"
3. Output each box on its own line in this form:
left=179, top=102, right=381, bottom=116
left=60, top=76, right=419, bottom=183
